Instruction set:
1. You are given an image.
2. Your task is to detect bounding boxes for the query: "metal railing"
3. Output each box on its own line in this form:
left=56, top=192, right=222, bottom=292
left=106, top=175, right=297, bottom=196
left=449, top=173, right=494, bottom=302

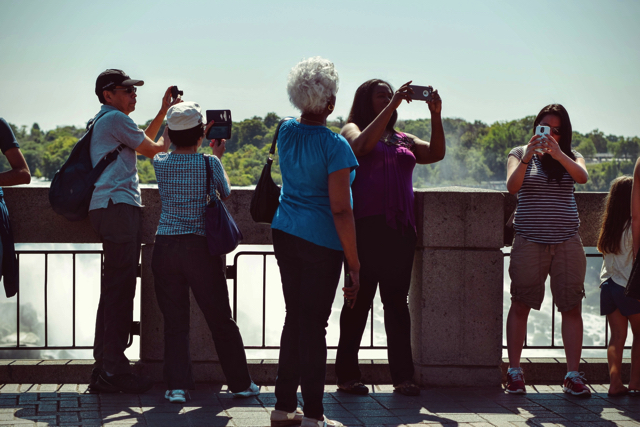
left=6, top=248, right=614, bottom=353
left=503, top=251, right=625, bottom=350
left=228, top=251, right=386, bottom=350
left=3, top=249, right=141, bottom=351
left=3, top=249, right=386, bottom=352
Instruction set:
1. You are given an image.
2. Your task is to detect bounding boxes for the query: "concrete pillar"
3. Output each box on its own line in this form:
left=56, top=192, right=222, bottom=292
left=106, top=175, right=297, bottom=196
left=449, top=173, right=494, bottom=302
left=410, top=187, right=505, bottom=386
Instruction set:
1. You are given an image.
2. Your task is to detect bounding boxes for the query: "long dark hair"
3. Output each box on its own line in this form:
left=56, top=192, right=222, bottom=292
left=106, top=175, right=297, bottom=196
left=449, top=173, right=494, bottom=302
left=533, top=104, right=575, bottom=182
left=346, top=79, right=397, bottom=132
left=597, top=176, right=632, bottom=255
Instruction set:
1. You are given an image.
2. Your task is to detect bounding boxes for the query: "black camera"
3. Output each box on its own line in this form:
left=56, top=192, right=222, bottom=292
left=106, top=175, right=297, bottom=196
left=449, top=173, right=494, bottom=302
left=171, top=86, right=183, bottom=100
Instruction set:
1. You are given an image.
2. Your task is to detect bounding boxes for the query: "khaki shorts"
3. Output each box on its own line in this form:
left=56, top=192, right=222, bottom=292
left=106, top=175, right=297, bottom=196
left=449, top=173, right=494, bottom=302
left=509, top=233, right=586, bottom=312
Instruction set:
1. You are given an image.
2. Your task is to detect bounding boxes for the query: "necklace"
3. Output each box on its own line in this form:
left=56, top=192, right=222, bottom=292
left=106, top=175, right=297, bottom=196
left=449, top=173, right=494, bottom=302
left=381, top=131, right=415, bottom=150
left=300, top=116, right=326, bottom=126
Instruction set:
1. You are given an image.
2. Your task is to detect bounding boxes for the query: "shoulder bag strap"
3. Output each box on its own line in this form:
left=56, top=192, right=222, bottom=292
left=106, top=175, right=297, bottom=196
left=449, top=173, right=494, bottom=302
left=267, top=116, right=297, bottom=162
left=203, top=154, right=213, bottom=204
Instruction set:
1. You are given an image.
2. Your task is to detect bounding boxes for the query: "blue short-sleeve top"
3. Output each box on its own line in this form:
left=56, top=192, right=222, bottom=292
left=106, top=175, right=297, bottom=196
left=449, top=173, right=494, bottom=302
left=271, top=120, right=358, bottom=251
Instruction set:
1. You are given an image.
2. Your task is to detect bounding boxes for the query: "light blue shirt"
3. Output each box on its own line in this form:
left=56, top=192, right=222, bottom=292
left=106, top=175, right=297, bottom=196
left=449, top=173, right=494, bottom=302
left=154, top=153, right=229, bottom=236
left=271, top=120, right=358, bottom=251
left=89, top=105, right=145, bottom=211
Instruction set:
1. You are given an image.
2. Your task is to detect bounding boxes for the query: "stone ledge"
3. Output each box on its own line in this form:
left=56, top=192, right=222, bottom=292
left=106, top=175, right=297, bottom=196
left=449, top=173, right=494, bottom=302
left=1, top=359, right=617, bottom=386
left=0, top=359, right=393, bottom=385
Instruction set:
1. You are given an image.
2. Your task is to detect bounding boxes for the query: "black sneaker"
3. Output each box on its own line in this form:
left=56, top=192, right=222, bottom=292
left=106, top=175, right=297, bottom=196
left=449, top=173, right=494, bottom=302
left=337, top=380, right=369, bottom=395
left=98, top=373, right=153, bottom=394
left=393, top=380, right=420, bottom=396
left=87, top=369, right=118, bottom=394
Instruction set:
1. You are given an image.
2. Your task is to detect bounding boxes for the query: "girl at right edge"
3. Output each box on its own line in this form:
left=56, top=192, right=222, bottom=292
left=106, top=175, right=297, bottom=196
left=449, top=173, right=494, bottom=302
left=598, top=176, right=640, bottom=396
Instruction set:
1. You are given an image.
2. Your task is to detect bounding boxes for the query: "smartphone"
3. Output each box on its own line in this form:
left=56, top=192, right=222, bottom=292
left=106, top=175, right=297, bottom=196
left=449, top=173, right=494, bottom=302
left=344, top=266, right=354, bottom=308
left=535, top=125, right=550, bottom=153
left=171, top=86, right=183, bottom=100
left=408, top=85, right=433, bottom=102
left=206, top=110, right=232, bottom=140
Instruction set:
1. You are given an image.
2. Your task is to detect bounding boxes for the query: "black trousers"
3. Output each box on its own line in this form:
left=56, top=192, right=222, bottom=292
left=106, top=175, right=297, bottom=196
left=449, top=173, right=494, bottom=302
left=335, top=215, right=416, bottom=386
left=89, top=201, right=142, bottom=375
left=272, top=229, right=344, bottom=420
left=152, top=234, right=251, bottom=391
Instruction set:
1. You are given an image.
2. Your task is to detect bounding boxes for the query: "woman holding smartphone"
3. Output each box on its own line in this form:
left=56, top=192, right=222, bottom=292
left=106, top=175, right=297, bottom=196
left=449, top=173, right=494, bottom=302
left=335, top=79, right=445, bottom=396
left=505, top=104, right=590, bottom=396
left=152, top=102, right=258, bottom=403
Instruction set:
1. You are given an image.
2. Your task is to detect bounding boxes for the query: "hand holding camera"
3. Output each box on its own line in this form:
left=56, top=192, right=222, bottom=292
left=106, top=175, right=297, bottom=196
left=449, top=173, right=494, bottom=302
left=205, top=121, right=227, bottom=158
left=408, top=84, right=442, bottom=114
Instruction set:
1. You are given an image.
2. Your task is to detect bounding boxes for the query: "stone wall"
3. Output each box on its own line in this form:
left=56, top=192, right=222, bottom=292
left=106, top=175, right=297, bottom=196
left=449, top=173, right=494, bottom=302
left=1, top=187, right=607, bottom=386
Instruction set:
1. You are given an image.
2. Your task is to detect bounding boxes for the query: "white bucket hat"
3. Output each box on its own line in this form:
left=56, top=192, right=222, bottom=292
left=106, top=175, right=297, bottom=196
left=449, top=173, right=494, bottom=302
left=166, top=102, right=203, bottom=130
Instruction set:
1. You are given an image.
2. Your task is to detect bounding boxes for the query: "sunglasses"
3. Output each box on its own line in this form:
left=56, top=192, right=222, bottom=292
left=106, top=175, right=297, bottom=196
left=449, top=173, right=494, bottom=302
left=112, top=87, right=137, bottom=94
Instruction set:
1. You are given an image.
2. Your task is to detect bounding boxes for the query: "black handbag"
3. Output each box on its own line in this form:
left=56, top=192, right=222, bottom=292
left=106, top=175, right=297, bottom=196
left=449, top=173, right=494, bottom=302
left=204, top=155, right=243, bottom=256
left=250, top=117, right=295, bottom=224
left=625, top=254, right=640, bottom=299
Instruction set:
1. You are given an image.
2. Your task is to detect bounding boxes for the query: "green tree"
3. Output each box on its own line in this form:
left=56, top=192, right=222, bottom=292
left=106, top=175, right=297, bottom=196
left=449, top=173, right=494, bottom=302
left=264, top=112, right=280, bottom=129
left=575, top=138, right=596, bottom=158
left=586, top=129, right=608, bottom=153
left=41, top=135, right=78, bottom=178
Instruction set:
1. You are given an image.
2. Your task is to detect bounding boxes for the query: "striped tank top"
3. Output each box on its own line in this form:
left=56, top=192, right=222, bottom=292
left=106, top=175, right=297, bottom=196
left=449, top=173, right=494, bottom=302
left=509, top=146, right=583, bottom=245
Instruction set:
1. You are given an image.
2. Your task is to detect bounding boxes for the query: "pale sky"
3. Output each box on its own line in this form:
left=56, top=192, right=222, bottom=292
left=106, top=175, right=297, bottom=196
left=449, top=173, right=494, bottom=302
left=1, top=0, right=639, bottom=137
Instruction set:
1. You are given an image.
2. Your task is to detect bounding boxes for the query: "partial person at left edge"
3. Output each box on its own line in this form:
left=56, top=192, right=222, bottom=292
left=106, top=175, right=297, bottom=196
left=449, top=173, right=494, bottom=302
left=87, top=69, right=180, bottom=394
left=0, top=118, right=31, bottom=298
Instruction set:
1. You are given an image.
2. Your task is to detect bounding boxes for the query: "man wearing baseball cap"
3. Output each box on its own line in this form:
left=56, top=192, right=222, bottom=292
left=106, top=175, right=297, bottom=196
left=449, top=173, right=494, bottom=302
left=88, top=69, right=180, bottom=394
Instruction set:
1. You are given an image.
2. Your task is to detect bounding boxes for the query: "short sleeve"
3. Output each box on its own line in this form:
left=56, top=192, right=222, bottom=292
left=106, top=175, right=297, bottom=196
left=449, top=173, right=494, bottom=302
left=108, top=112, right=145, bottom=150
left=208, top=155, right=230, bottom=198
left=0, top=118, right=20, bottom=154
left=508, top=146, right=524, bottom=161
left=327, top=134, right=358, bottom=175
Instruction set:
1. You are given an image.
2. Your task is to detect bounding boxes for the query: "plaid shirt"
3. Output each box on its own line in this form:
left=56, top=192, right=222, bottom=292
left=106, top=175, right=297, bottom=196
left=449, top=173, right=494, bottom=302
left=153, top=153, right=229, bottom=236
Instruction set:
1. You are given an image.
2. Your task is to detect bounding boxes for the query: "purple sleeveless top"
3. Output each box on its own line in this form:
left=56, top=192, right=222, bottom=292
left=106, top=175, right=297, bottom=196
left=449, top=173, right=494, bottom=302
left=351, top=132, right=416, bottom=232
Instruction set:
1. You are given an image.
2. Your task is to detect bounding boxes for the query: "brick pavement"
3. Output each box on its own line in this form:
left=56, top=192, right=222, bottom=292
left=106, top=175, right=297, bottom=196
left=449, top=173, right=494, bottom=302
left=0, top=383, right=639, bottom=426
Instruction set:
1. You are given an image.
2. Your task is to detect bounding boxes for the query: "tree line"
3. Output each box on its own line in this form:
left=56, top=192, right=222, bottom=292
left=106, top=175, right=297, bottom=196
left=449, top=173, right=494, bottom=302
left=6, top=114, right=640, bottom=192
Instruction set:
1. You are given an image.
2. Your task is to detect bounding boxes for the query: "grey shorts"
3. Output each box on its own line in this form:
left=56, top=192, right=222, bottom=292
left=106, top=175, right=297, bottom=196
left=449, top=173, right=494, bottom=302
left=509, top=233, right=586, bottom=312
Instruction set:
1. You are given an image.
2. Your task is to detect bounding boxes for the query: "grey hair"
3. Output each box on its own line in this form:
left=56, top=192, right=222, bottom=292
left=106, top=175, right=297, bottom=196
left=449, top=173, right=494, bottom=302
left=287, top=57, right=339, bottom=114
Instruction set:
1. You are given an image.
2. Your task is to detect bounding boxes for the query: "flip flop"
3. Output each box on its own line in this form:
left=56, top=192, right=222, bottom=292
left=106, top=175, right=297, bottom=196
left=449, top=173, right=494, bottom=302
left=608, top=389, right=629, bottom=397
left=628, top=389, right=640, bottom=397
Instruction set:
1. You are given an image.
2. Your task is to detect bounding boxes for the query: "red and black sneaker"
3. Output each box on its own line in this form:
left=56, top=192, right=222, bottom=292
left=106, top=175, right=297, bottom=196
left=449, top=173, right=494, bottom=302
left=505, top=367, right=526, bottom=394
left=563, top=372, right=591, bottom=397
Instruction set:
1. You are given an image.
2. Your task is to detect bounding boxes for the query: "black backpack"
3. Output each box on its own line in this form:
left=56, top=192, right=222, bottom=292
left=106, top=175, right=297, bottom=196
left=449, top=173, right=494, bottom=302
left=49, top=112, right=125, bottom=221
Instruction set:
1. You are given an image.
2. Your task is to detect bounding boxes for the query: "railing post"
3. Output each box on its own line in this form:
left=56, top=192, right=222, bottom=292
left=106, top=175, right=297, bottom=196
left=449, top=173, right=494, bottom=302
left=410, top=187, right=505, bottom=386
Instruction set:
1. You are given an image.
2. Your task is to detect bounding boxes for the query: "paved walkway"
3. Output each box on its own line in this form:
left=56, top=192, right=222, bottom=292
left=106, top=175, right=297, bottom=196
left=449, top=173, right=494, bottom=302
left=0, top=383, right=639, bottom=426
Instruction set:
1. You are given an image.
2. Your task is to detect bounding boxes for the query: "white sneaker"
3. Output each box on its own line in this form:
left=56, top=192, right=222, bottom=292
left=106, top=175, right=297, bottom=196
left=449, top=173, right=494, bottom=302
left=301, top=416, right=343, bottom=427
left=233, top=382, right=260, bottom=398
left=270, top=408, right=304, bottom=426
left=164, top=389, right=187, bottom=404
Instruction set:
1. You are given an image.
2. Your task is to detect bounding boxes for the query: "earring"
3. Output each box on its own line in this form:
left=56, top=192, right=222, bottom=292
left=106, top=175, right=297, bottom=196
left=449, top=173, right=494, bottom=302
left=328, top=104, right=335, bottom=111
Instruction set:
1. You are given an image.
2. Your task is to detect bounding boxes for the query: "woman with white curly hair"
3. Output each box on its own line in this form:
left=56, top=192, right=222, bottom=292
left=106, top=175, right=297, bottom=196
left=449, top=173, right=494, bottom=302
left=269, top=57, right=360, bottom=427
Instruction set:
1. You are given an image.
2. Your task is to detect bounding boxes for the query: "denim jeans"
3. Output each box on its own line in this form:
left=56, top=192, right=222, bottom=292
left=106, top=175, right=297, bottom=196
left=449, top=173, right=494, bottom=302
left=151, top=233, right=251, bottom=391
left=89, top=201, right=142, bottom=375
left=336, top=215, right=416, bottom=386
left=272, top=229, right=344, bottom=420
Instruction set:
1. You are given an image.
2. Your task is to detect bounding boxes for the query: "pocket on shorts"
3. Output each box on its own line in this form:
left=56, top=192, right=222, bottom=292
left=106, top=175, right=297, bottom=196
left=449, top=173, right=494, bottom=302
left=509, top=235, right=546, bottom=310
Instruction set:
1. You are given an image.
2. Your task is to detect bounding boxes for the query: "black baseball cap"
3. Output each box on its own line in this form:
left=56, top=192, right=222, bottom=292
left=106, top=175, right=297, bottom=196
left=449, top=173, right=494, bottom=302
left=95, top=69, right=144, bottom=97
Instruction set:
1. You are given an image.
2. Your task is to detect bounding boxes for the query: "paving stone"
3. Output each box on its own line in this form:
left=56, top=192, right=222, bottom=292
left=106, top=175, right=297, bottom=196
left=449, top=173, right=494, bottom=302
left=185, top=413, right=235, bottom=426
left=433, top=413, right=486, bottom=423
left=80, top=410, right=101, bottom=419
left=36, top=404, right=57, bottom=413
left=356, top=416, right=404, bottom=425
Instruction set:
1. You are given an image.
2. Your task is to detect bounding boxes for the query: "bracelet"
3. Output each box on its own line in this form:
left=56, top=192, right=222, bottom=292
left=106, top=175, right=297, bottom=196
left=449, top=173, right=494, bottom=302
left=520, top=159, right=530, bottom=165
